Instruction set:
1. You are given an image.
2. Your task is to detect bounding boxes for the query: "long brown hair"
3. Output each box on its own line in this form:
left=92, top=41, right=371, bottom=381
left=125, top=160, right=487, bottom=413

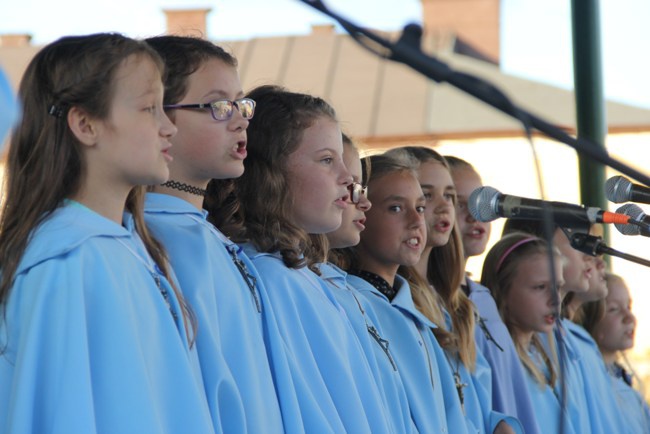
left=481, top=232, right=559, bottom=387
left=386, top=146, right=476, bottom=370
left=206, top=84, right=337, bottom=271
left=0, top=33, right=196, bottom=342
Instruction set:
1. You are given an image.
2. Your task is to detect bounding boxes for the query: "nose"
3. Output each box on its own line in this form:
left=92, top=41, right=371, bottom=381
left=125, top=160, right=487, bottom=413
left=229, top=107, right=250, bottom=131
left=339, top=165, right=353, bottom=186
left=549, top=289, right=561, bottom=308
left=160, top=110, right=177, bottom=139
left=407, top=207, right=425, bottom=229
left=464, top=209, right=476, bottom=223
left=357, top=193, right=371, bottom=212
left=431, top=193, right=452, bottom=213
left=623, top=308, right=636, bottom=325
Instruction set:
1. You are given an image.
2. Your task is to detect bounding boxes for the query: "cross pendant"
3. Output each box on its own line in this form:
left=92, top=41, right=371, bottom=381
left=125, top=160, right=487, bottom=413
left=454, top=372, right=468, bottom=413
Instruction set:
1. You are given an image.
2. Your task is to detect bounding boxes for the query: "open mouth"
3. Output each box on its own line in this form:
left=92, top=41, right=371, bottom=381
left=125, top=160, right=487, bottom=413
left=468, top=226, right=485, bottom=237
left=406, top=237, right=420, bottom=247
left=335, top=193, right=350, bottom=208
left=234, top=140, right=247, bottom=156
left=162, top=146, right=173, bottom=161
left=434, top=220, right=451, bottom=232
left=353, top=217, right=366, bottom=230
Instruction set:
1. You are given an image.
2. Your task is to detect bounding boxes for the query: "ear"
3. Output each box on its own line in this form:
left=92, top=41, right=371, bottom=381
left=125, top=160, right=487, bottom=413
left=67, top=106, right=100, bottom=147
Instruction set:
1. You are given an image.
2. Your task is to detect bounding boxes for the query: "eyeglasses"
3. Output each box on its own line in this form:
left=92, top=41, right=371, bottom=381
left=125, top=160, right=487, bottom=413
left=163, top=98, right=256, bottom=121
left=347, top=182, right=368, bottom=204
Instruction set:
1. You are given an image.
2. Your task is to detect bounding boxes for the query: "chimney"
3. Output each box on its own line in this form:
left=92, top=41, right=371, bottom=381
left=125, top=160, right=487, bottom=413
left=163, top=8, right=212, bottom=38
left=421, top=0, right=500, bottom=64
left=311, top=24, right=336, bottom=36
left=0, top=34, right=32, bottom=47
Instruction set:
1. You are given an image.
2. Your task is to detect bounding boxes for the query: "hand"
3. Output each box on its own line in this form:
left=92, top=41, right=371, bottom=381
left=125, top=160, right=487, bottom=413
left=493, top=420, right=516, bottom=434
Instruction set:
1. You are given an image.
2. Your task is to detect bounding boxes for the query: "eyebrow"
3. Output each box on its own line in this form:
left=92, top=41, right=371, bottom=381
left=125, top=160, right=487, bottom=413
left=380, top=194, right=426, bottom=203
left=312, top=147, right=342, bottom=156
left=420, top=183, right=456, bottom=192
left=202, top=89, right=245, bottom=100
left=135, top=85, right=159, bottom=99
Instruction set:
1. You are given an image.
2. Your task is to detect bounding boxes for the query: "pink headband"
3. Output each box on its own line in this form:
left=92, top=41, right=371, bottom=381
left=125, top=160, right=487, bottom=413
left=495, top=237, right=538, bottom=272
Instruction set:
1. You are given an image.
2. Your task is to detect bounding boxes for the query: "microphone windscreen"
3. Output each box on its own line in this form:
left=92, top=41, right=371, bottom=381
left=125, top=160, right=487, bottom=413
left=615, top=203, right=643, bottom=235
left=468, top=186, right=500, bottom=222
left=605, top=176, right=632, bottom=203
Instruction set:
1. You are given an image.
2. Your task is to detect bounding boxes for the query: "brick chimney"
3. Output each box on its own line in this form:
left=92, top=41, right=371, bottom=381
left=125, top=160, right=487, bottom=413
left=311, top=24, right=336, bottom=36
left=421, top=0, right=500, bottom=64
left=0, top=34, right=32, bottom=47
left=163, top=8, right=212, bottom=38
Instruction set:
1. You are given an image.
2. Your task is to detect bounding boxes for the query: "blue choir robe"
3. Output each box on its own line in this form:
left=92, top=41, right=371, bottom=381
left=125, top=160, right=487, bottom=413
left=347, top=273, right=469, bottom=434
left=467, top=278, right=541, bottom=434
left=523, top=346, right=577, bottom=434
left=318, top=263, right=417, bottom=434
left=609, top=367, right=650, bottom=434
left=243, top=245, right=393, bottom=434
left=0, top=201, right=215, bottom=434
left=543, top=320, right=593, bottom=434
left=441, top=310, right=523, bottom=434
left=144, top=193, right=284, bottom=433
left=564, top=321, right=630, bottom=434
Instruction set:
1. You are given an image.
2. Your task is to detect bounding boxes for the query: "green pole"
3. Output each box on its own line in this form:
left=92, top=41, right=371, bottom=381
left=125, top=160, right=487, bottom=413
left=571, top=0, right=609, bottom=247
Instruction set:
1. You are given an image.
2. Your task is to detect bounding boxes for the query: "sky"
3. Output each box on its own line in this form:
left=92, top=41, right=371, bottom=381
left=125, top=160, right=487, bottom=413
left=1, top=0, right=650, bottom=110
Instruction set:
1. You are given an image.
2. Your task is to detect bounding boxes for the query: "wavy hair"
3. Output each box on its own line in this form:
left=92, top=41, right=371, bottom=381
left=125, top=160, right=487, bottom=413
left=206, top=84, right=337, bottom=271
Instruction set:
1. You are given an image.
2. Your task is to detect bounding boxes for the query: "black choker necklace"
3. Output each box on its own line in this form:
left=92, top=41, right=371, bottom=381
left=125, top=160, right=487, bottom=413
left=161, top=180, right=206, bottom=197
left=351, top=270, right=398, bottom=301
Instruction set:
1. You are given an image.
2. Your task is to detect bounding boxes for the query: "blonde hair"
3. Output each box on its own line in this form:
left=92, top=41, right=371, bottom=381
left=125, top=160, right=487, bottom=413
left=481, top=232, right=559, bottom=386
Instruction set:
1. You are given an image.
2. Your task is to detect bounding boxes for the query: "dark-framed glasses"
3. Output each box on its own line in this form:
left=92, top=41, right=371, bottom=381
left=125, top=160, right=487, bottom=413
left=347, top=182, right=368, bottom=204
left=164, top=98, right=256, bottom=121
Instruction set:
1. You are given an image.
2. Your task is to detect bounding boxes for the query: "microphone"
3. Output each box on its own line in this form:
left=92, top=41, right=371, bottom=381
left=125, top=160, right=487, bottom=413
left=469, top=186, right=631, bottom=229
left=614, top=203, right=650, bottom=237
left=569, top=232, right=608, bottom=256
left=605, top=175, right=650, bottom=204
left=569, top=232, right=650, bottom=268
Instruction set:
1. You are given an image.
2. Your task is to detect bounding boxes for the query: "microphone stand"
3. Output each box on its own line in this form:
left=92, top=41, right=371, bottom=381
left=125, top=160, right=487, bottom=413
left=297, top=0, right=650, bottom=187
left=570, top=232, right=650, bottom=268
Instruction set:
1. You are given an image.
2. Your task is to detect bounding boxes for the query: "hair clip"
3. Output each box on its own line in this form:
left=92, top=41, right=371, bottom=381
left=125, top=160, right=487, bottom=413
left=48, top=104, right=65, bottom=118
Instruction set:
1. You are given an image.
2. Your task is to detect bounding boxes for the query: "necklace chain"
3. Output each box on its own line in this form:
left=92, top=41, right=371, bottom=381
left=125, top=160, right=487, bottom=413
left=445, top=351, right=468, bottom=413
left=161, top=180, right=206, bottom=196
